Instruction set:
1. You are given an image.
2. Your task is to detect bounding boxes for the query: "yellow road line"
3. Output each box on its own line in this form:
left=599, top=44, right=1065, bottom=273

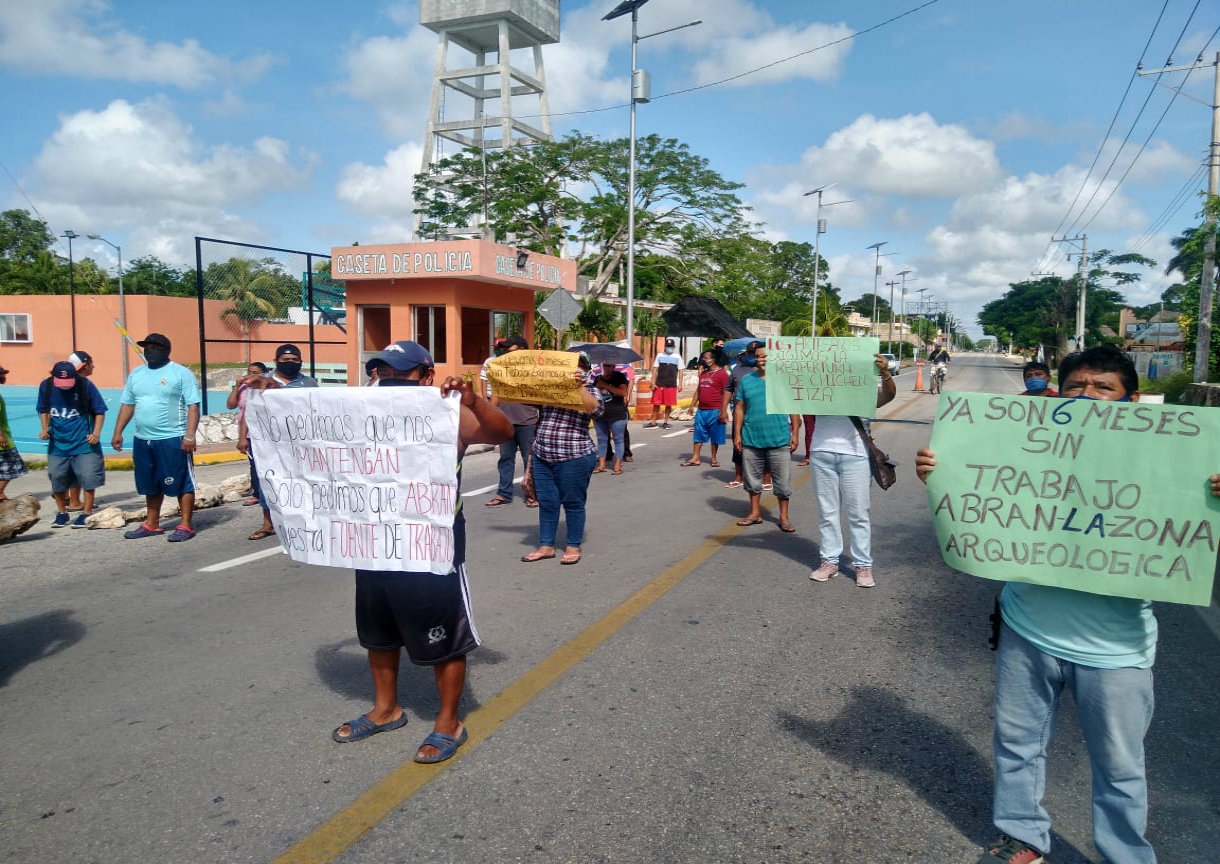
left=272, top=484, right=802, bottom=864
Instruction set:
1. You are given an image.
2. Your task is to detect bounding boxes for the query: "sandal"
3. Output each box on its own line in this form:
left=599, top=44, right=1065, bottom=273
left=680, top=461, right=700, bottom=467
left=710, top=460, right=720, bottom=467
left=560, top=550, right=582, bottom=565
left=484, top=496, right=511, bottom=506
left=521, top=550, right=556, bottom=562
left=124, top=523, right=164, bottom=539
left=525, top=499, right=539, bottom=508
left=248, top=528, right=276, bottom=540
left=413, top=726, right=468, bottom=764
left=167, top=526, right=196, bottom=542
left=798, top=459, right=810, bottom=467
left=735, top=517, right=763, bottom=527
left=592, top=467, right=607, bottom=474
left=332, top=711, right=408, bottom=744
left=779, top=522, right=797, bottom=533
left=724, top=480, right=743, bottom=488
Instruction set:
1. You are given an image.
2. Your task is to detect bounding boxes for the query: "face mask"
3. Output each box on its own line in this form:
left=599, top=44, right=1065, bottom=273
left=277, top=361, right=302, bottom=378
left=741, top=355, right=756, bottom=367
left=1070, top=393, right=1130, bottom=403
left=1025, top=377, right=1048, bottom=393
left=144, top=348, right=170, bottom=368
left=664, top=347, right=674, bottom=355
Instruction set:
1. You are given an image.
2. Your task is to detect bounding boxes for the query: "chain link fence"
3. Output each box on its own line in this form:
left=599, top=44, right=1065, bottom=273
left=194, top=237, right=347, bottom=413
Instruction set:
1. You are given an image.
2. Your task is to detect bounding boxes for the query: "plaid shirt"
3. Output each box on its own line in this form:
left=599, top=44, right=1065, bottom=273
left=532, top=390, right=603, bottom=463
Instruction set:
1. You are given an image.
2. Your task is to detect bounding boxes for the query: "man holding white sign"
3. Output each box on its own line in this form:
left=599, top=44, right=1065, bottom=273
left=258, top=341, right=512, bottom=763
left=916, top=345, right=1220, bottom=864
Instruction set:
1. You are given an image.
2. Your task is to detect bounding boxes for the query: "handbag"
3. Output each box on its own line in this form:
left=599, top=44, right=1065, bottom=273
left=849, top=416, right=897, bottom=490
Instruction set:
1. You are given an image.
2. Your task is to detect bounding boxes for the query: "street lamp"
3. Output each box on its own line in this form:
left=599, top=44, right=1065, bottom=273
left=88, top=234, right=128, bottom=379
left=866, top=242, right=887, bottom=339
left=801, top=186, right=851, bottom=335
left=62, top=230, right=78, bottom=348
left=603, top=0, right=701, bottom=349
left=895, top=269, right=912, bottom=356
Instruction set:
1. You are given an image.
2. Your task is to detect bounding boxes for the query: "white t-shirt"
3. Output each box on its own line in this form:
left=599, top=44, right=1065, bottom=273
left=809, top=415, right=866, bottom=457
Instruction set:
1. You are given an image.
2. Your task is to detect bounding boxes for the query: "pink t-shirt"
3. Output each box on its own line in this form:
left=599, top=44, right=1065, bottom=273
left=697, top=368, right=729, bottom=410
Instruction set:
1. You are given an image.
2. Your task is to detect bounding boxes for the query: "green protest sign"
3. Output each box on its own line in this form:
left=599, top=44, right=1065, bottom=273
left=926, top=392, right=1220, bottom=606
left=764, top=336, right=880, bottom=417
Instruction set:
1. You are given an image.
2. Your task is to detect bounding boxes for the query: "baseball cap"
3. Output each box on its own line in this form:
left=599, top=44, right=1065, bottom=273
left=275, top=343, right=302, bottom=359
left=137, top=333, right=171, bottom=350
left=69, top=350, right=93, bottom=369
left=664, top=338, right=676, bottom=347
left=52, top=361, right=78, bottom=388
left=364, top=340, right=435, bottom=374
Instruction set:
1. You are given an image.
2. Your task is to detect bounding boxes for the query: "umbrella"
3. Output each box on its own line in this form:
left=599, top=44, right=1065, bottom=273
left=722, top=336, right=761, bottom=354
left=567, top=342, right=643, bottom=364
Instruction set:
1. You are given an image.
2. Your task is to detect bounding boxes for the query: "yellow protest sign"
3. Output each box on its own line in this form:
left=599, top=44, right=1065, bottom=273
left=485, top=350, right=586, bottom=410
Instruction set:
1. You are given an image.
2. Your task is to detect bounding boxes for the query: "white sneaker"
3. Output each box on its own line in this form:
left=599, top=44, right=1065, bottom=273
left=809, top=561, right=838, bottom=582
left=855, top=566, right=875, bottom=588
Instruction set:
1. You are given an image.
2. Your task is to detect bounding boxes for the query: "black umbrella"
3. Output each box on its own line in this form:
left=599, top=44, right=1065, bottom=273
left=567, top=342, right=643, bottom=364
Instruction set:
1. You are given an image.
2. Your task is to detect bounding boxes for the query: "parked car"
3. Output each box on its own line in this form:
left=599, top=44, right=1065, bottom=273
left=879, top=353, right=900, bottom=376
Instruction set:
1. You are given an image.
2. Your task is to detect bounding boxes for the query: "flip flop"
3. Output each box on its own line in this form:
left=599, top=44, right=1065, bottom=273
left=710, top=460, right=721, bottom=467
left=560, top=551, right=582, bottom=565
left=680, top=461, right=700, bottom=467
left=611, top=469, right=623, bottom=475
left=592, top=467, right=607, bottom=474
left=484, top=496, right=511, bottom=506
left=525, top=499, right=539, bottom=508
left=724, top=480, right=743, bottom=488
left=167, top=526, right=196, bottom=542
left=413, top=726, right=468, bottom=764
left=798, top=459, right=811, bottom=467
left=779, top=522, right=797, bottom=533
left=248, top=528, right=275, bottom=540
left=735, top=518, right=763, bottom=527
left=521, top=550, right=556, bottom=562
left=332, top=711, right=408, bottom=743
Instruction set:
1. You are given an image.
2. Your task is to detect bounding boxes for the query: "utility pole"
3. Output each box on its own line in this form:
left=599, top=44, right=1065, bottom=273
left=1139, top=51, right=1219, bottom=381
left=885, top=279, right=899, bottom=353
left=1052, top=234, right=1089, bottom=351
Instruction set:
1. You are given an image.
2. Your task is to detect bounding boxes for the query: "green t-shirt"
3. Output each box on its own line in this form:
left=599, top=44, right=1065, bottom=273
left=0, top=392, right=12, bottom=450
left=733, top=372, right=790, bottom=449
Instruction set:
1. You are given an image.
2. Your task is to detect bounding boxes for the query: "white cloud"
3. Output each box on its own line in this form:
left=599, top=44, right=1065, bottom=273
left=0, top=0, right=271, bottom=87
left=691, top=21, right=853, bottom=87
left=28, top=99, right=316, bottom=264
left=335, top=142, right=425, bottom=242
left=801, top=113, right=1003, bottom=198
left=338, top=26, right=437, bottom=140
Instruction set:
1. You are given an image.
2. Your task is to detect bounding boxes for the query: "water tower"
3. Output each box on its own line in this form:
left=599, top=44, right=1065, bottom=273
left=419, top=0, right=559, bottom=171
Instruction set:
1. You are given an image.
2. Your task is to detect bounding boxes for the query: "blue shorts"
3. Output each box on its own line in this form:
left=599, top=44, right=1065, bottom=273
left=133, top=437, right=196, bottom=498
left=692, top=408, right=726, bottom=445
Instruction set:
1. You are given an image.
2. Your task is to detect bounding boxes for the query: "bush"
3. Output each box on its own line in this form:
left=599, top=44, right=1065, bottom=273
left=1139, top=370, right=1192, bottom=403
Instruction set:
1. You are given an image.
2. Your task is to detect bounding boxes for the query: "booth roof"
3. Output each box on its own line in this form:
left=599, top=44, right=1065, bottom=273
left=660, top=296, right=752, bottom=338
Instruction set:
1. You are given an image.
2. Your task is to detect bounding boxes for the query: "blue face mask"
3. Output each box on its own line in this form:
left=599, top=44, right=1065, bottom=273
left=1070, top=393, right=1131, bottom=402
left=741, top=355, right=757, bottom=367
left=1025, top=377, right=1048, bottom=393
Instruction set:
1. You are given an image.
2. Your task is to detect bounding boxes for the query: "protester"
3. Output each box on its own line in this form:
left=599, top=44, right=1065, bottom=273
left=807, top=354, right=897, bottom=588
left=682, top=349, right=729, bottom=468
left=110, top=334, right=201, bottom=541
left=0, top=362, right=28, bottom=502
left=520, top=354, right=602, bottom=566
left=645, top=338, right=681, bottom=429
left=724, top=340, right=763, bottom=488
left=37, top=361, right=107, bottom=527
left=604, top=362, right=634, bottom=464
left=592, top=360, right=630, bottom=475
left=227, top=362, right=269, bottom=506
left=242, top=346, right=318, bottom=540
left=65, top=349, right=96, bottom=512
left=483, top=335, right=539, bottom=507
left=1018, top=361, right=1058, bottom=397
left=331, top=340, right=513, bottom=765
left=730, top=344, right=799, bottom=532
left=916, top=344, right=1207, bottom=864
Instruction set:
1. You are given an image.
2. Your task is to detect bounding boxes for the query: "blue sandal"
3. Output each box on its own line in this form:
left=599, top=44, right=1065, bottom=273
left=413, top=726, right=468, bottom=763
left=124, top=523, right=164, bottom=539
left=332, top=712, right=408, bottom=743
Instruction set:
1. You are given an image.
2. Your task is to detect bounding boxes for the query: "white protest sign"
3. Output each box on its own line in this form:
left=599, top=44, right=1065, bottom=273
left=246, top=387, right=461, bottom=574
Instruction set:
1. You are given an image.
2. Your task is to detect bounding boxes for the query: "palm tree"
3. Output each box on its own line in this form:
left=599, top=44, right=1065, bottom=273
left=208, top=258, right=288, bottom=362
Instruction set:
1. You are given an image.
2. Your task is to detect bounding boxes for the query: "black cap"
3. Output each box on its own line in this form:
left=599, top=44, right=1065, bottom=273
left=664, top=338, right=676, bottom=347
left=137, top=333, right=171, bottom=350
left=275, top=344, right=302, bottom=359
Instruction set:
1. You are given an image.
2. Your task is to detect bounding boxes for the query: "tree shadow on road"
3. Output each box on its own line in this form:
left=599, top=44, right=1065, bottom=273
left=314, top=638, right=507, bottom=717
left=778, top=685, right=1094, bottom=863
left=0, top=608, right=86, bottom=687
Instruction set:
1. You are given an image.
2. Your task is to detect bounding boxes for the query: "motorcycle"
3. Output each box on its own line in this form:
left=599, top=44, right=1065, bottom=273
left=929, top=361, right=948, bottom=394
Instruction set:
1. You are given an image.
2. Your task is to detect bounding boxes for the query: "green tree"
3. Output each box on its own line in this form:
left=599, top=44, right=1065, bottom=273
left=1166, top=202, right=1220, bottom=377
left=573, top=297, right=622, bottom=343
left=205, top=258, right=298, bottom=361
left=0, top=209, right=55, bottom=263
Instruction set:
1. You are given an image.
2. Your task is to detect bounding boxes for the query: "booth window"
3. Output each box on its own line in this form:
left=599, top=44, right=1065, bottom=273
left=412, top=305, right=447, bottom=363
left=0, top=313, right=31, bottom=343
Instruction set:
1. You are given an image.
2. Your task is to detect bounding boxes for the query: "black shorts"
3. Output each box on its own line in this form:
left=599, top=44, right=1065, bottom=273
left=354, top=564, right=480, bottom=665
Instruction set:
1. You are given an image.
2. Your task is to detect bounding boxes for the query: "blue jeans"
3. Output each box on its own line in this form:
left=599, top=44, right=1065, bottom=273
left=593, top=418, right=627, bottom=461
left=993, top=624, right=1155, bottom=864
left=497, top=423, right=537, bottom=500
left=809, top=451, right=872, bottom=567
left=532, top=452, right=596, bottom=548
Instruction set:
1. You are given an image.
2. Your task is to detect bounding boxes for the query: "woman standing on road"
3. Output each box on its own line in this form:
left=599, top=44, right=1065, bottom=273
left=806, top=355, right=896, bottom=589
left=591, top=361, right=630, bottom=475
left=521, top=355, right=603, bottom=566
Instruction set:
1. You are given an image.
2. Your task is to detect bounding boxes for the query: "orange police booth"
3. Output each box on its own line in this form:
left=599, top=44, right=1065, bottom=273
left=332, top=240, right=578, bottom=383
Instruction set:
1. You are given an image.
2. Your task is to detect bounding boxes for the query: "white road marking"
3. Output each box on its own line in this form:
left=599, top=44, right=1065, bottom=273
left=199, top=546, right=284, bottom=572
left=663, top=429, right=691, bottom=438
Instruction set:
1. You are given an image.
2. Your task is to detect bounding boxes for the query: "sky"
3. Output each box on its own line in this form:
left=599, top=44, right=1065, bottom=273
left=0, top=0, right=1215, bottom=338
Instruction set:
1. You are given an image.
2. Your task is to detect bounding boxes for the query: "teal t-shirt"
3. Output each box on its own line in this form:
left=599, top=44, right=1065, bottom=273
left=1000, top=582, right=1156, bottom=669
left=120, top=362, right=202, bottom=441
left=733, top=372, right=790, bottom=449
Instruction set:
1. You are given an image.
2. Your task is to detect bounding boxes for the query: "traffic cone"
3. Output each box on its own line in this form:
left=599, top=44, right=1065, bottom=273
left=914, top=361, right=924, bottom=391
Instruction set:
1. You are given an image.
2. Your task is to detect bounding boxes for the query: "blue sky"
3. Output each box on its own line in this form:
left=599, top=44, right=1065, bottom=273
left=0, top=0, right=1214, bottom=337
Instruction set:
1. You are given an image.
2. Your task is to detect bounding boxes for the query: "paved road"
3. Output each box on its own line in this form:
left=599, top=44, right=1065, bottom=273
left=2, top=355, right=1216, bottom=863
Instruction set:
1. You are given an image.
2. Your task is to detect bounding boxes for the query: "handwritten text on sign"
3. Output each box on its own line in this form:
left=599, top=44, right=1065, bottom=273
left=246, top=387, right=460, bottom=574
left=926, top=392, right=1220, bottom=606
left=485, top=350, right=585, bottom=410
left=765, top=337, right=880, bottom=417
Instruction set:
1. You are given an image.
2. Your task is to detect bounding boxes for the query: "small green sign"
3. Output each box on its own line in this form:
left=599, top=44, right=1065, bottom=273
left=764, top=336, right=881, bottom=417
